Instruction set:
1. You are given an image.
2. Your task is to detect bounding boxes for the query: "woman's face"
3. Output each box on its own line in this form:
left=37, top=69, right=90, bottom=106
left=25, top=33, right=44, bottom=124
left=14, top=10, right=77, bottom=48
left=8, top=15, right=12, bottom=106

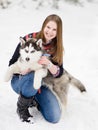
left=43, top=21, right=57, bottom=43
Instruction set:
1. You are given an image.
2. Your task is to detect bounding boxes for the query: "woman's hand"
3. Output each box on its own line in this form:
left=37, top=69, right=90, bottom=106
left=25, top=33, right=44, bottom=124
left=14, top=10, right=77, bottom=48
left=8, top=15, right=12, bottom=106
left=38, top=56, right=58, bottom=75
left=38, top=56, right=51, bottom=66
left=20, top=68, right=31, bottom=75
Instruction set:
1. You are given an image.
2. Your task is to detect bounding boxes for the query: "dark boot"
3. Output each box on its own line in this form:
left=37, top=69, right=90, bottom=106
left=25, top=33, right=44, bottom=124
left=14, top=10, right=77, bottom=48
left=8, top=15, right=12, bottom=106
left=17, top=94, right=37, bottom=123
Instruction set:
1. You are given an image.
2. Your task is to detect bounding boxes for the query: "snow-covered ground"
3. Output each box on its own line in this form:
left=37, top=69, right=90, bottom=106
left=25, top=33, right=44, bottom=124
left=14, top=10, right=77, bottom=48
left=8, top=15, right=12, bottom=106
left=0, top=1, right=98, bottom=130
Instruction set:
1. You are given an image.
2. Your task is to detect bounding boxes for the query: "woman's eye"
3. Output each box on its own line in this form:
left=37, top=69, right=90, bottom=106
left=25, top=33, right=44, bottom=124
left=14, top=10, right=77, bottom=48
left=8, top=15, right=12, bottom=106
left=47, top=26, right=50, bottom=29
left=53, top=29, right=56, bottom=31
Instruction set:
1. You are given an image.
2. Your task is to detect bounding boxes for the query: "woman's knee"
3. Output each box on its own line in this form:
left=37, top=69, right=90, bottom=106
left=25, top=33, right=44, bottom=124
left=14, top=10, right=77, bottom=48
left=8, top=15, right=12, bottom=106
left=44, top=108, right=61, bottom=123
left=11, top=72, right=36, bottom=96
left=11, top=75, right=20, bottom=94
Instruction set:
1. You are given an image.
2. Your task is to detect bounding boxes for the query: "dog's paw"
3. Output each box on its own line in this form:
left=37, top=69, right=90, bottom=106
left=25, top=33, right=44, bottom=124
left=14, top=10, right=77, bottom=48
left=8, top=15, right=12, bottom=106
left=34, top=81, right=41, bottom=90
left=4, top=74, right=11, bottom=82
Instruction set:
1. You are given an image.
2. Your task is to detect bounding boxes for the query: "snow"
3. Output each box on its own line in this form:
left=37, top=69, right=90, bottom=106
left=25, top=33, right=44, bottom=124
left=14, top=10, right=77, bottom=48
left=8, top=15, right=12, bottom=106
left=0, top=1, right=98, bottom=130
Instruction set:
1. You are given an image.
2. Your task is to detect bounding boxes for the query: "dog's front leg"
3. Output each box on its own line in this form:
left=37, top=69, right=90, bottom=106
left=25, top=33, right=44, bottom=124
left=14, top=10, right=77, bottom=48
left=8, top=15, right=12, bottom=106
left=30, top=63, right=43, bottom=71
left=4, top=64, right=20, bottom=82
left=33, top=68, right=47, bottom=89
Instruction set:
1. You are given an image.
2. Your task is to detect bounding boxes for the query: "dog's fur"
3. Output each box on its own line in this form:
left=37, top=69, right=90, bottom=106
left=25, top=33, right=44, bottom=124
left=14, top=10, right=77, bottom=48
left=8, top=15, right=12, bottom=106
left=4, top=37, right=47, bottom=90
left=43, top=69, right=86, bottom=112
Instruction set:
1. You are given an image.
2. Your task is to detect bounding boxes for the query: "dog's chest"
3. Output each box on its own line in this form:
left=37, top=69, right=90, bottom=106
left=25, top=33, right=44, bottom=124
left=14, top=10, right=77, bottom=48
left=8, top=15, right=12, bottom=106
left=17, top=59, right=33, bottom=71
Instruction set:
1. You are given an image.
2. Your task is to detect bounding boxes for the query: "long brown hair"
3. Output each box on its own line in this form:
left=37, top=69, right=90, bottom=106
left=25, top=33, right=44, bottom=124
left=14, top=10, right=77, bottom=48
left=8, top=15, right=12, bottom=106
left=37, top=14, right=64, bottom=65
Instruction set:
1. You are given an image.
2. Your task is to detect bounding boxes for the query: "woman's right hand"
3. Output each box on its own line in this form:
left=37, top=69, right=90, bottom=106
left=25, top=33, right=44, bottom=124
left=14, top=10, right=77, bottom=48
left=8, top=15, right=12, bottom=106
left=20, top=68, right=31, bottom=75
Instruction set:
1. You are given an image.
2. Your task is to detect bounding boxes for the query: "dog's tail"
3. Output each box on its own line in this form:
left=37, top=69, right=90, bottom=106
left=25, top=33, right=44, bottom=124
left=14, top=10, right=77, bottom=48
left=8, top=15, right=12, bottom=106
left=64, top=70, right=86, bottom=92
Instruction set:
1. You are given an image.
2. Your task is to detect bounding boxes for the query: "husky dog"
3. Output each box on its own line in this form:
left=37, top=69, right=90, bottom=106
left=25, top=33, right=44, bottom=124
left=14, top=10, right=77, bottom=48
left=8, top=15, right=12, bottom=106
left=4, top=37, right=47, bottom=90
left=43, top=69, right=86, bottom=111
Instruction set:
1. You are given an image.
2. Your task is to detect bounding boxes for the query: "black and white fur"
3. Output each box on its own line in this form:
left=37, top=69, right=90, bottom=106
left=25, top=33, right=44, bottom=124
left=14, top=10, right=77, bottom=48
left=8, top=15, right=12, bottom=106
left=4, top=37, right=47, bottom=90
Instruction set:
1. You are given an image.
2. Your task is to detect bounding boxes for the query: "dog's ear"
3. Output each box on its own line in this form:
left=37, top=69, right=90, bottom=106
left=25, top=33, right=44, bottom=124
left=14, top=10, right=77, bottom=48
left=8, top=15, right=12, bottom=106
left=36, top=39, right=42, bottom=48
left=19, top=37, right=26, bottom=47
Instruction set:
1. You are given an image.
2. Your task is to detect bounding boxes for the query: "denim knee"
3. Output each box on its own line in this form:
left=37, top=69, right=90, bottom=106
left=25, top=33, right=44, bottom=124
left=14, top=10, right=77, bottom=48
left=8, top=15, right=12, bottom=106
left=11, top=75, right=20, bottom=94
left=11, top=72, right=38, bottom=97
left=44, top=108, right=61, bottom=123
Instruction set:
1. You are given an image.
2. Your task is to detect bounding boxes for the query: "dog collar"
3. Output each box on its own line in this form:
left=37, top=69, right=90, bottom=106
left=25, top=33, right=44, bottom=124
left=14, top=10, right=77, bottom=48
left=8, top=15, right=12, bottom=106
left=42, top=53, right=51, bottom=57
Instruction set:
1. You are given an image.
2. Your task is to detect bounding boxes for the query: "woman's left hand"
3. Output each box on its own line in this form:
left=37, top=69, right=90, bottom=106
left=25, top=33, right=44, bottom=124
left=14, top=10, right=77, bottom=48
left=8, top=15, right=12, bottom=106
left=38, top=56, right=58, bottom=75
left=38, top=56, right=51, bottom=66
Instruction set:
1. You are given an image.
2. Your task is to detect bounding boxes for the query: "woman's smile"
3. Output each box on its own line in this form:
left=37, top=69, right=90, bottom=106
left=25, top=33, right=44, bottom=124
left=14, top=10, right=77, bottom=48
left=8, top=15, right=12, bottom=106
left=44, top=21, right=57, bottom=42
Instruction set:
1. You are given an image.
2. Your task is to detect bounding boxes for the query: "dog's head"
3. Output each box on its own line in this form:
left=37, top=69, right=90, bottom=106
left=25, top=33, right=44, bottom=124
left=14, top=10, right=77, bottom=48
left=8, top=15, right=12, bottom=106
left=20, top=37, right=42, bottom=50
left=19, top=37, right=43, bottom=62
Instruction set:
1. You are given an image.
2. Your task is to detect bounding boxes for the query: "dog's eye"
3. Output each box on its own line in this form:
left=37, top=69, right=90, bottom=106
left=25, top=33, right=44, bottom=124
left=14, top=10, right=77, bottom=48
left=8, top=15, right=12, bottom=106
left=31, top=50, right=35, bottom=53
left=25, top=50, right=28, bottom=53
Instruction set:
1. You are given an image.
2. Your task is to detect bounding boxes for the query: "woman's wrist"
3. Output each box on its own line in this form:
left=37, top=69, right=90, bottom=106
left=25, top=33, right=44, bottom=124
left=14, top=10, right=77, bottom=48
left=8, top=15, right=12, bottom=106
left=47, top=61, right=53, bottom=69
left=47, top=62, right=60, bottom=76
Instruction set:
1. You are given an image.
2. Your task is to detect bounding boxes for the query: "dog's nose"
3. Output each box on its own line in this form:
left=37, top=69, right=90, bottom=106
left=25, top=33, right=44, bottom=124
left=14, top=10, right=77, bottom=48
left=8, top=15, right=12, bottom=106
left=26, top=57, right=30, bottom=61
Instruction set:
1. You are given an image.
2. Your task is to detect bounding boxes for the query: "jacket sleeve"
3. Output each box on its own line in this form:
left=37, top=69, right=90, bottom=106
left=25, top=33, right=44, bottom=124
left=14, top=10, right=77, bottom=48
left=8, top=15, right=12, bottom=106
left=54, top=64, right=64, bottom=78
left=56, top=64, right=64, bottom=78
left=9, top=43, right=20, bottom=66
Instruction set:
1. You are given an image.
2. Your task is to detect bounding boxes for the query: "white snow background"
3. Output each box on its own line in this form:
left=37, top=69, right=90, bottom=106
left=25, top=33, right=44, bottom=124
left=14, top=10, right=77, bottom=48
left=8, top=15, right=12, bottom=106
left=0, top=0, right=98, bottom=130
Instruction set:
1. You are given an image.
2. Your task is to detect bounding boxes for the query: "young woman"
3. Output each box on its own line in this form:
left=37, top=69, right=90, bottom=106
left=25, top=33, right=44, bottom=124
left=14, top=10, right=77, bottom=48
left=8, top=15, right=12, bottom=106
left=9, top=14, right=64, bottom=123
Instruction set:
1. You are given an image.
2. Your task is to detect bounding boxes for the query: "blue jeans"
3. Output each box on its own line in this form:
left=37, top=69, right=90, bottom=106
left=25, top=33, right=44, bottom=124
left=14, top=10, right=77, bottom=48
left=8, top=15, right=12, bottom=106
left=11, top=72, right=61, bottom=123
